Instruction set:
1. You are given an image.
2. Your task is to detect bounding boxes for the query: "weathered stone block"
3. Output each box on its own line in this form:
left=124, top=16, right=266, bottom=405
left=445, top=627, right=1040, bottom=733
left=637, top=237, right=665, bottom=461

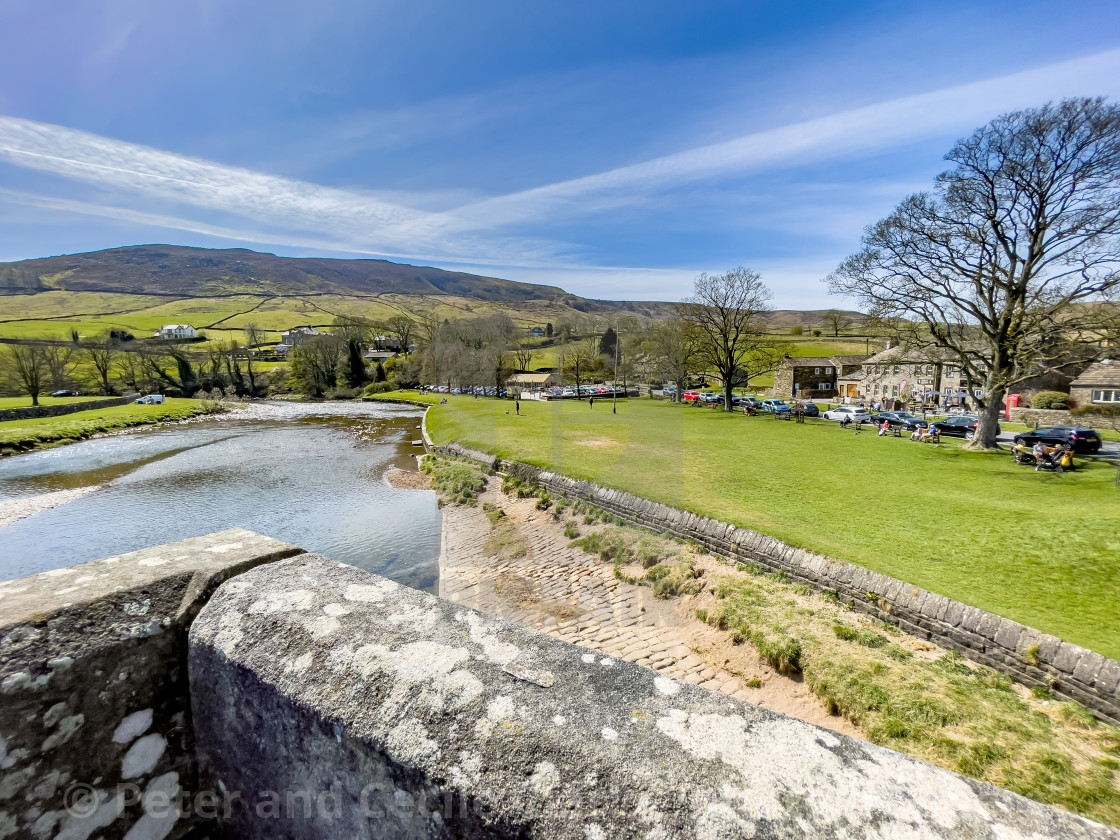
left=189, top=556, right=1118, bottom=840
left=0, top=530, right=302, bottom=840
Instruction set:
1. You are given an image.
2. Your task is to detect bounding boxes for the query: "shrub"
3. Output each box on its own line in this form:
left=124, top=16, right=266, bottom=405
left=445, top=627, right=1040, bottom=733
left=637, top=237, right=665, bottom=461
left=833, top=623, right=889, bottom=649
left=535, top=491, right=553, bottom=510
left=362, top=382, right=394, bottom=396
left=1031, top=391, right=1071, bottom=410
left=563, top=521, right=579, bottom=539
left=420, top=455, right=488, bottom=505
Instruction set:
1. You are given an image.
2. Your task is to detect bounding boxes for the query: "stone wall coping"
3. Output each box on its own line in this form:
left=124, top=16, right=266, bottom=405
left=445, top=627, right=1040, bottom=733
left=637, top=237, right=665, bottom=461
left=188, top=555, right=1118, bottom=839
left=0, top=528, right=304, bottom=673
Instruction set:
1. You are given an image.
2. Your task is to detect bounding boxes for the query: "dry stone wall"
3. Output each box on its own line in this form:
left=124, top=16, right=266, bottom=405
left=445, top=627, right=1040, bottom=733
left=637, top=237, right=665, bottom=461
left=495, top=460, right=1120, bottom=726
left=0, top=397, right=131, bottom=423
left=421, top=413, right=1120, bottom=725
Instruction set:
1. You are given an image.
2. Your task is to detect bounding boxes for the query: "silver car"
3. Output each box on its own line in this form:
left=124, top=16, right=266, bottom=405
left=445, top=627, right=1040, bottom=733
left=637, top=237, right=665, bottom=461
left=822, top=406, right=871, bottom=423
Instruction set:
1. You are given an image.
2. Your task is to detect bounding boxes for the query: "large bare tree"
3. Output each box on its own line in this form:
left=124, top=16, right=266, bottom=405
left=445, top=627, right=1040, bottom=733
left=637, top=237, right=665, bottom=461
left=829, top=99, right=1120, bottom=448
left=3, top=344, right=48, bottom=405
left=678, top=267, right=773, bottom=410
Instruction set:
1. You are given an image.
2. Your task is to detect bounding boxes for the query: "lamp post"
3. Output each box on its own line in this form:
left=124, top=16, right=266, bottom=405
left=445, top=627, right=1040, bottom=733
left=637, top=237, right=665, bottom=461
left=612, top=319, right=619, bottom=415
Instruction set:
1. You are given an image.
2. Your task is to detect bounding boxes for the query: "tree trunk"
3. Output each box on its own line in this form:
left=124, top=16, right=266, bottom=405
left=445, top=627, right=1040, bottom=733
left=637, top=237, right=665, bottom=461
left=676, top=376, right=685, bottom=403
left=970, top=386, right=1005, bottom=450
left=724, top=381, right=734, bottom=412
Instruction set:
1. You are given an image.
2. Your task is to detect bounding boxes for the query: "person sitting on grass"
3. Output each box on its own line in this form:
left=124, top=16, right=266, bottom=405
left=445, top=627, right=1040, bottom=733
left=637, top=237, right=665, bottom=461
left=1033, top=440, right=1052, bottom=467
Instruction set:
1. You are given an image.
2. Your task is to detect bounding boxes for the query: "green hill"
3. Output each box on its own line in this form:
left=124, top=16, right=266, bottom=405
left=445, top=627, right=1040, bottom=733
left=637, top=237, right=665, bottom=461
left=0, top=245, right=864, bottom=342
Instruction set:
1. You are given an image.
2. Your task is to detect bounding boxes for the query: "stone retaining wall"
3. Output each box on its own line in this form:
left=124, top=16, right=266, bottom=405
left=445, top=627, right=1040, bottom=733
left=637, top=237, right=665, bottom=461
left=421, top=409, right=1120, bottom=725
left=187, top=553, right=1116, bottom=839
left=0, top=530, right=303, bottom=840
left=0, top=396, right=131, bottom=422
left=494, top=461, right=1120, bottom=725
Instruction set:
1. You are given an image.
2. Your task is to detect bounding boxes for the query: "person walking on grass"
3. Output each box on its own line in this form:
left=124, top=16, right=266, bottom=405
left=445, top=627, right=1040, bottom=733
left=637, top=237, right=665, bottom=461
left=589, top=396, right=594, bottom=409
left=515, top=399, right=520, bottom=416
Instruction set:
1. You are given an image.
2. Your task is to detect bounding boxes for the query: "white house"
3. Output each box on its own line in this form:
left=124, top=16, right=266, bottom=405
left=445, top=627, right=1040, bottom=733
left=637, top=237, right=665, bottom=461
left=156, top=324, right=198, bottom=340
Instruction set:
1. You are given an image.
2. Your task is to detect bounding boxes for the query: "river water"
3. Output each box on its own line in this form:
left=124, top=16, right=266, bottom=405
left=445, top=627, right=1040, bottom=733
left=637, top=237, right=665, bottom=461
left=0, top=401, right=442, bottom=590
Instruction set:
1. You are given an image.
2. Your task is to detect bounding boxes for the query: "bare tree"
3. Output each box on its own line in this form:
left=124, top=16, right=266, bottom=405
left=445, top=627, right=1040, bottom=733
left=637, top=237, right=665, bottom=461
left=649, top=318, right=701, bottom=401
left=562, top=339, right=599, bottom=392
left=678, top=267, right=773, bottom=410
left=383, top=315, right=416, bottom=352
left=513, top=337, right=538, bottom=372
left=243, top=322, right=266, bottom=398
left=43, top=344, right=77, bottom=392
left=829, top=99, right=1120, bottom=448
left=84, top=335, right=120, bottom=395
left=820, top=309, right=854, bottom=338
left=3, top=344, right=48, bottom=405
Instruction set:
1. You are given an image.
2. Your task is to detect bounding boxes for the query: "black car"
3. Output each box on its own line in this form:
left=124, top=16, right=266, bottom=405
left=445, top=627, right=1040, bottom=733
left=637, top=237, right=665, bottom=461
left=50, top=389, right=79, bottom=397
left=1013, top=426, right=1102, bottom=454
left=928, top=415, right=999, bottom=439
left=795, top=402, right=820, bottom=417
left=870, top=411, right=928, bottom=431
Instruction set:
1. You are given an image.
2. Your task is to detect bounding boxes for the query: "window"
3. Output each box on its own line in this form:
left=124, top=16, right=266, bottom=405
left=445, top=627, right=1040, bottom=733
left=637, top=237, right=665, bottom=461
left=814, top=367, right=820, bottom=375
left=825, top=367, right=832, bottom=374
left=892, top=385, right=899, bottom=397
left=893, top=366, right=900, bottom=375
left=1092, top=390, right=1120, bottom=403
left=820, top=382, right=832, bottom=390
left=926, top=365, right=934, bottom=374
left=974, top=389, right=984, bottom=399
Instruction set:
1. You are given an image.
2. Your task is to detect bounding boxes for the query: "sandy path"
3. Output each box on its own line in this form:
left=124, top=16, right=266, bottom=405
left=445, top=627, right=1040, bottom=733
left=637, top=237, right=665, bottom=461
left=439, top=477, right=859, bottom=737
left=0, top=486, right=100, bottom=529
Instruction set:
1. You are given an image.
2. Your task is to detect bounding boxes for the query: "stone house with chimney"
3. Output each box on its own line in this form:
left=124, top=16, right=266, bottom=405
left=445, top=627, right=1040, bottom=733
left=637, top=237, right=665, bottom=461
left=773, top=355, right=869, bottom=400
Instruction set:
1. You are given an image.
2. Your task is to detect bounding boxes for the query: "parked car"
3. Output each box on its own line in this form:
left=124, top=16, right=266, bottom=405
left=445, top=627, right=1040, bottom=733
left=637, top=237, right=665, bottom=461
left=700, top=392, right=722, bottom=404
left=928, top=415, right=1000, bottom=439
left=761, top=399, right=791, bottom=414
left=50, top=390, right=79, bottom=397
left=795, top=401, right=820, bottom=417
left=135, top=394, right=165, bottom=405
left=1012, top=426, right=1102, bottom=454
left=734, top=396, right=763, bottom=409
left=683, top=391, right=701, bottom=404
left=870, top=411, right=928, bottom=431
left=822, top=406, right=871, bottom=423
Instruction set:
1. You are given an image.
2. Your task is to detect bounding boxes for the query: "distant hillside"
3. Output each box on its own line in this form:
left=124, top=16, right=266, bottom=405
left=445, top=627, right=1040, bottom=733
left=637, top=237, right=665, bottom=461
left=0, top=245, right=571, bottom=302
left=0, top=245, right=864, bottom=339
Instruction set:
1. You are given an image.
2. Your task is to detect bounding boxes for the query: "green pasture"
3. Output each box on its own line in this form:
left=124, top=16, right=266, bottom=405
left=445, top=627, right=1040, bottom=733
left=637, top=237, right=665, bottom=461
left=425, top=395, right=1120, bottom=659
left=0, top=399, right=209, bottom=452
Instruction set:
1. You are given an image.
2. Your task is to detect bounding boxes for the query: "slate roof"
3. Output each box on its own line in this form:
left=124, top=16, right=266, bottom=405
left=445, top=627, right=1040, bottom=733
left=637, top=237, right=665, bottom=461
left=1071, top=361, right=1120, bottom=387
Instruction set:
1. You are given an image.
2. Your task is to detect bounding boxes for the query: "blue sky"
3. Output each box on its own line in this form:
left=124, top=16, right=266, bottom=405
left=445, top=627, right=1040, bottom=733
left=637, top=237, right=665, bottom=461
left=2, top=1, right=1119, bottom=306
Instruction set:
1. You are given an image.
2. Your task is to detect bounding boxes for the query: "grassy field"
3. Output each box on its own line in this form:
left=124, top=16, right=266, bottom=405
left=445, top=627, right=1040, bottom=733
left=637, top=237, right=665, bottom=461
left=0, top=399, right=210, bottom=452
left=425, top=395, right=1120, bottom=659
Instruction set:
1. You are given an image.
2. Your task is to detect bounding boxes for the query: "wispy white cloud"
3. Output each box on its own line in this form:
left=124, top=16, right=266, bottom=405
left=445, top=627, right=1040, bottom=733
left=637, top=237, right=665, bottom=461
left=433, top=48, right=1120, bottom=232
left=1, top=45, right=1118, bottom=295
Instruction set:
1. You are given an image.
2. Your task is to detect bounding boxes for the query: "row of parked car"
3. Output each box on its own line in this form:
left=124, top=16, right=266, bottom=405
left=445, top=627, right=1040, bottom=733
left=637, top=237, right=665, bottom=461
left=842, top=408, right=1103, bottom=452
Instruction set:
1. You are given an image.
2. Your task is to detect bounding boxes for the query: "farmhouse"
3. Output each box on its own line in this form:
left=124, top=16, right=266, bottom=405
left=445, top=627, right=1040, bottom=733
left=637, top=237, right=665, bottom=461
left=773, top=355, right=869, bottom=399
left=275, top=326, right=322, bottom=354
left=1069, top=360, right=1120, bottom=406
left=155, top=324, right=198, bottom=340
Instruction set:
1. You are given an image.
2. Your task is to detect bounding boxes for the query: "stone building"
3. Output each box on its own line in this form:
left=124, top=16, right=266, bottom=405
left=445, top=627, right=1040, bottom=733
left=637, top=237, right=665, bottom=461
left=1069, top=360, right=1120, bottom=407
left=772, top=355, right=869, bottom=400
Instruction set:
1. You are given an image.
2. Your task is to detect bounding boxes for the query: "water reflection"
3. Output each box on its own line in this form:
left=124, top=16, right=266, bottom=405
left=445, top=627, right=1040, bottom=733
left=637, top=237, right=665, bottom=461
left=0, top=402, right=441, bottom=591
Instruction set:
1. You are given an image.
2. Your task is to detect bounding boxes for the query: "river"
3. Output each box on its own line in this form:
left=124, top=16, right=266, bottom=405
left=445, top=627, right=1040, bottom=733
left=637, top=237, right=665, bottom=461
left=0, top=401, right=442, bottom=590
